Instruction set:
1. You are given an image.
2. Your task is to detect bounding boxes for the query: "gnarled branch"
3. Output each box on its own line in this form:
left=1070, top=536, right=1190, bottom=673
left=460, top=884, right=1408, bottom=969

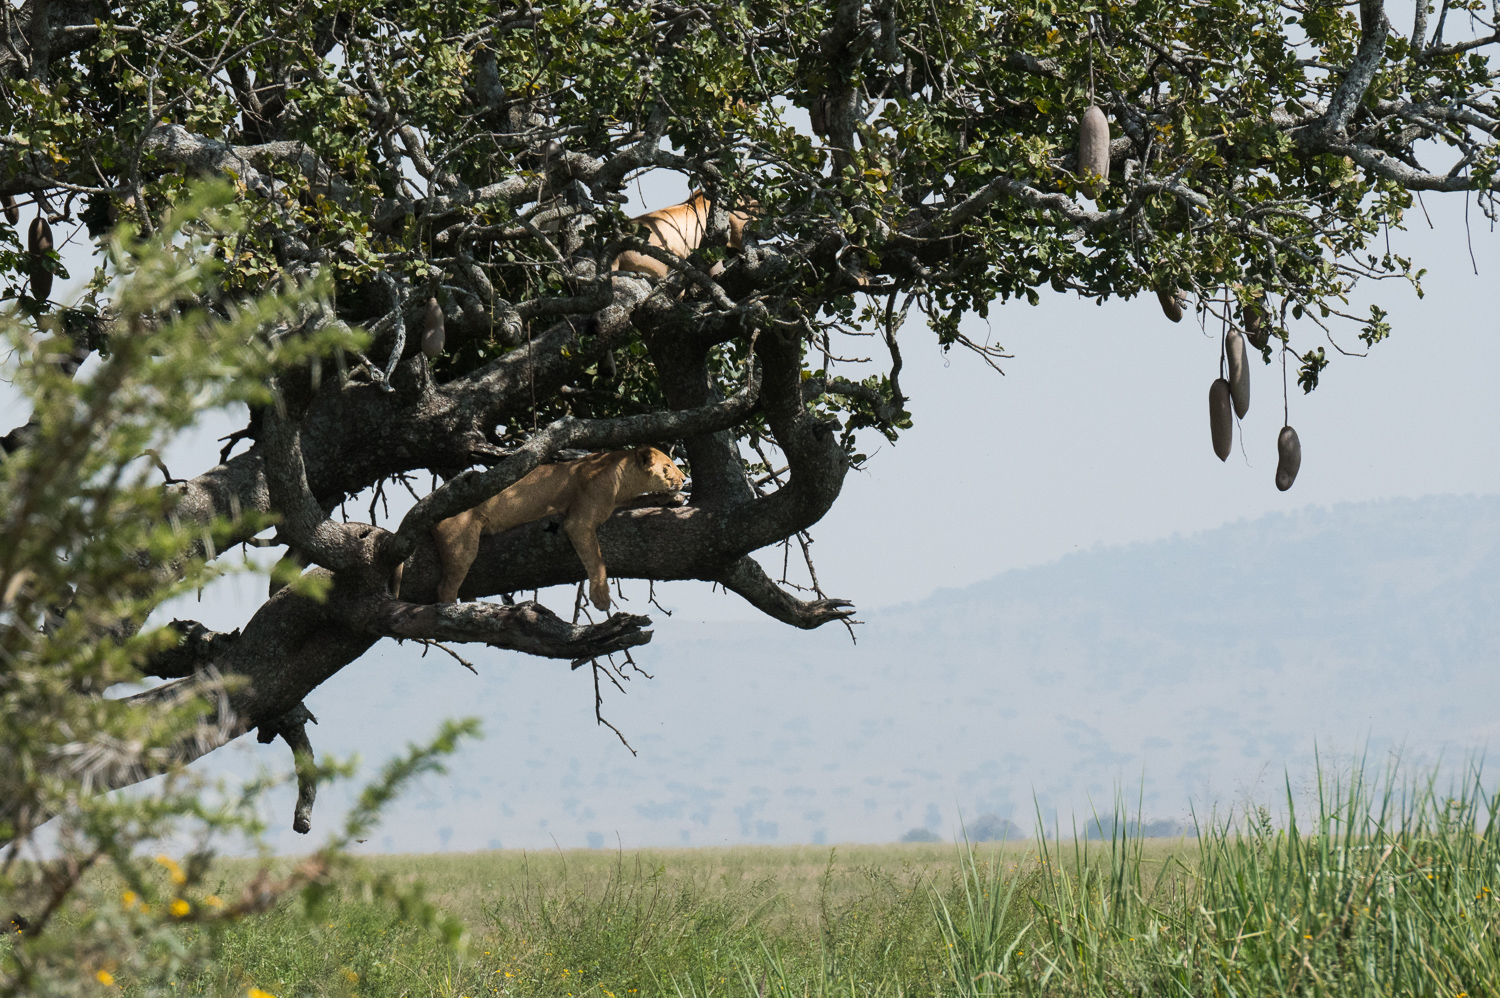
left=714, top=556, right=855, bottom=629
left=1318, top=0, right=1391, bottom=139
left=364, top=599, right=653, bottom=663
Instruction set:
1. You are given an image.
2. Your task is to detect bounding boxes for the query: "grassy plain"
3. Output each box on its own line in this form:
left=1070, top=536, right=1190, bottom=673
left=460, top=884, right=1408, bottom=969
left=52, top=770, right=1500, bottom=996
left=109, top=841, right=1050, bottom=998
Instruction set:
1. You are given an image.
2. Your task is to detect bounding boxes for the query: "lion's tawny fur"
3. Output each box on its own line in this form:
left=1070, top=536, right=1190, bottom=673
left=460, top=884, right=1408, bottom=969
left=431, top=447, right=685, bottom=609
left=611, top=193, right=751, bottom=279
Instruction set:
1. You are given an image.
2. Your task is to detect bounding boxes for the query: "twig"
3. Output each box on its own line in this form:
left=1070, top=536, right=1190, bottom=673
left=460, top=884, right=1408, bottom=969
left=591, top=659, right=637, bottom=756
left=414, top=638, right=478, bottom=675
left=647, top=579, right=673, bottom=616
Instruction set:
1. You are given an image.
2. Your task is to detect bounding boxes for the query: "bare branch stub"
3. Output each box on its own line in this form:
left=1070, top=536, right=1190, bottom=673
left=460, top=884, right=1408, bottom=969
left=255, top=703, right=318, bottom=834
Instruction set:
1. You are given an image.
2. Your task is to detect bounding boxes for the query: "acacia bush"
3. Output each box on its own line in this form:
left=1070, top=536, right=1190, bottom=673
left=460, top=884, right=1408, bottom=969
left=0, top=188, right=472, bottom=996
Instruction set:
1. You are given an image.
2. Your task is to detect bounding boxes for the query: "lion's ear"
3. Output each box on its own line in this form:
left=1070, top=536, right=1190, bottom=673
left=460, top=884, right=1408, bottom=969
left=636, top=446, right=654, bottom=466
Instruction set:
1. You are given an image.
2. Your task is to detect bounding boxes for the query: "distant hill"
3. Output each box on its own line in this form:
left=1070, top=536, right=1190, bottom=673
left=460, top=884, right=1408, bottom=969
left=220, top=495, right=1500, bottom=854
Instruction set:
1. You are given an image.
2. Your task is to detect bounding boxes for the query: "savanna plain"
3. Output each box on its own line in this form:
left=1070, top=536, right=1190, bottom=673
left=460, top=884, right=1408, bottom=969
left=22, top=771, right=1500, bottom=998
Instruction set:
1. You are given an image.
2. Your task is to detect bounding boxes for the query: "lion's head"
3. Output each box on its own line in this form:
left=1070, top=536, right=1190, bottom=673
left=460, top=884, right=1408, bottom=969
left=634, top=446, right=685, bottom=494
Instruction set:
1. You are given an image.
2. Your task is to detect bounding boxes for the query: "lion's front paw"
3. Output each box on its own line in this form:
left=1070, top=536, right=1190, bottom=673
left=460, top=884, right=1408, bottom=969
left=589, top=581, right=611, bottom=612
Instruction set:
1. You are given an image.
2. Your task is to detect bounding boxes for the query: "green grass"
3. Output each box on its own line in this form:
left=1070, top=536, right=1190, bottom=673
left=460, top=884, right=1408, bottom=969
left=111, top=842, right=996, bottom=998
left=71, top=763, right=1500, bottom=996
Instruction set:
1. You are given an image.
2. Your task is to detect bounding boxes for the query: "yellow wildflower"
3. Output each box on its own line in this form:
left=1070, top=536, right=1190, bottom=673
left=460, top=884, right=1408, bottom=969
left=170, top=899, right=190, bottom=917
left=248, top=989, right=278, bottom=998
left=155, top=855, right=187, bottom=886
left=121, top=891, right=138, bottom=910
left=96, top=970, right=115, bottom=985
left=204, top=895, right=224, bottom=909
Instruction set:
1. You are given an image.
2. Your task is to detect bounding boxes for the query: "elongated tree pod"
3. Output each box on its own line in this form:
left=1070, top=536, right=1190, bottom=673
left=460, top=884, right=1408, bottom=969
left=422, top=296, right=445, bottom=359
left=1275, top=425, right=1301, bottom=491
left=1225, top=327, right=1250, bottom=418
left=2, top=195, right=17, bottom=225
left=1209, top=378, right=1232, bottom=461
left=1077, top=105, right=1110, bottom=199
left=1157, top=287, right=1184, bottom=323
left=808, top=96, right=830, bottom=138
left=27, top=216, right=53, bottom=302
left=1243, top=301, right=1269, bottom=351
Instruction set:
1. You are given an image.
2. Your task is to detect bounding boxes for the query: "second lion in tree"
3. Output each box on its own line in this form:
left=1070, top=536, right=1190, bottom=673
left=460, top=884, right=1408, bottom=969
left=431, top=447, right=685, bottom=610
left=611, top=192, right=752, bottom=279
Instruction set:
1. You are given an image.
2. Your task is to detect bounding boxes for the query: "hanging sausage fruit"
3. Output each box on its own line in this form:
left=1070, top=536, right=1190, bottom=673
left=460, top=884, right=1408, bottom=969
left=1244, top=299, right=1270, bottom=351
left=2, top=195, right=18, bottom=225
left=1275, top=426, right=1301, bottom=491
left=1158, top=287, right=1185, bottom=323
left=1225, top=327, right=1250, bottom=418
left=422, top=297, right=445, bottom=359
left=1077, top=105, right=1110, bottom=199
left=1209, top=378, right=1233, bottom=461
left=27, top=216, right=53, bottom=302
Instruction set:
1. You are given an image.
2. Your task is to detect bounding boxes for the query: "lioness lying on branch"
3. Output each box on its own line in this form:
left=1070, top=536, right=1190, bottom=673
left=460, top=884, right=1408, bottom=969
left=432, top=447, right=686, bottom=610
left=611, top=192, right=752, bottom=278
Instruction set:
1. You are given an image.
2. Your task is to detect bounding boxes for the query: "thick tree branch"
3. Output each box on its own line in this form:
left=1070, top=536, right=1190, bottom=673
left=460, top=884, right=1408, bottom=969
left=1333, top=140, right=1500, bottom=192
left=0, top=0, right=103, bottom=81
left=646, top=333, right=757, bottom=509
left=262, top=399, right=379, bottom=574
left=717, top=327, right=848, bottom=553
left=1318, top=0, right=1391, bottom=139
left=362, top=599, right=653, bottom=663
left=138, top=124, right=279, bottom=200
left=388, top=364, right=762, bottom=560
left=450, top=280, right=650, bottom=416
left=817, top=0, right=879, bottom=172
left=714, top=556, right=854, bottom=629
left=141, top=619, right=240, bottom=680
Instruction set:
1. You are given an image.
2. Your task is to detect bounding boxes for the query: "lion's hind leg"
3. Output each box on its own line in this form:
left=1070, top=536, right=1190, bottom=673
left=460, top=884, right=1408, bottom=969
left=432, top=510, right=484, bottom=603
